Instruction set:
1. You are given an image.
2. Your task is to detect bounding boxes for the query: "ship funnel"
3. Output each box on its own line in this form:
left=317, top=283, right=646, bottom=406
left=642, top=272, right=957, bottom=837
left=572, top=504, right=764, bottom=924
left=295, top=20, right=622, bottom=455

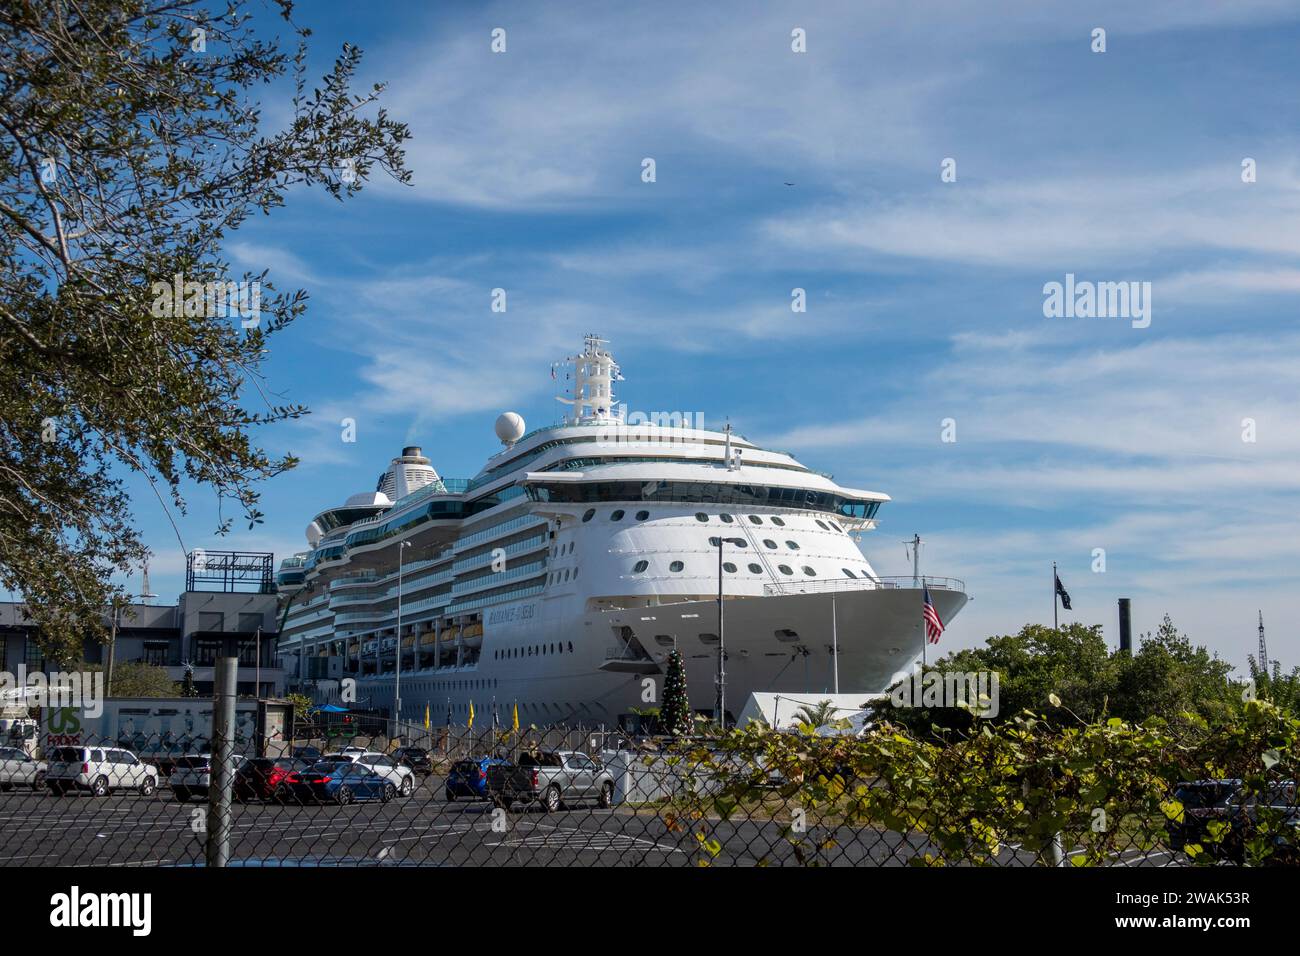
left=379, top=446, right=438, bottom=501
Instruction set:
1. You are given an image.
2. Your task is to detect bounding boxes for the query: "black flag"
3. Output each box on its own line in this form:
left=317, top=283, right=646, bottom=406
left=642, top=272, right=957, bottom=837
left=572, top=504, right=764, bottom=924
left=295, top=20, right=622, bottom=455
left=1055, top=573, right=1072, bottom=611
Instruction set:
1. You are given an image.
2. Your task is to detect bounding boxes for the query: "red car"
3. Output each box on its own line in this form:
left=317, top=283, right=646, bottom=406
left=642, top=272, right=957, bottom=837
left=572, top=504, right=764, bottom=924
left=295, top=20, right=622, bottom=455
left=233, top=757, right=312, bottom=802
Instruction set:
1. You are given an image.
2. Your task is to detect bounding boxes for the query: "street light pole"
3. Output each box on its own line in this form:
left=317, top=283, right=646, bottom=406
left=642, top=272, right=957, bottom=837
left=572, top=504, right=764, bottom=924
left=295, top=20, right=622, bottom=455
left=715, top=535, right=726, bottom=729
left=714, top=536, right=745, bottom=729
left=105, top=603, right=119, bottom=698
left=831, top=595, right=839, bottom=694
left=394, top=540, right=411, bottom=739
left=255, top=627, right=261, bottom=700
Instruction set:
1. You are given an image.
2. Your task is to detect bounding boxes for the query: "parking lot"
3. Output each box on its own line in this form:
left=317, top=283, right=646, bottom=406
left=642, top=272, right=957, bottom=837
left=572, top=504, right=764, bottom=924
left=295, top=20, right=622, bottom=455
left=0, top=771, right=1192, bottom=867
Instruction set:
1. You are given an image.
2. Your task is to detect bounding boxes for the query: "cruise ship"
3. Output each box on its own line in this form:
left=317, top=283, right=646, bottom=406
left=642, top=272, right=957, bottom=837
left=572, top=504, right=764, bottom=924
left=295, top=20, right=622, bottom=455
left=276, top=335, right=967, bottom=728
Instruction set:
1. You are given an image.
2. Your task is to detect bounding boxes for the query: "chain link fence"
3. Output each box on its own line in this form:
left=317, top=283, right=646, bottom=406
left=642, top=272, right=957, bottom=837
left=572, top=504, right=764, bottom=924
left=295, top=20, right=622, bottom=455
left=2, top=703, right=1298, bottom=867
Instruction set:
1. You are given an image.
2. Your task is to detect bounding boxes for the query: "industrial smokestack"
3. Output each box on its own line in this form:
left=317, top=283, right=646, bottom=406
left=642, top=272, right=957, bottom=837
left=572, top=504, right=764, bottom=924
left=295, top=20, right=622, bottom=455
left=1118, top=598, right=1132, bottom=654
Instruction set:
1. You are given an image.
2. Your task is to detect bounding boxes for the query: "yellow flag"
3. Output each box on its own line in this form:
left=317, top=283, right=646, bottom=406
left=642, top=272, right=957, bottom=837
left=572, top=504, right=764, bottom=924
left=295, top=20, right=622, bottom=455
left=424, top=702, right=430, bottom=730
left=512, top=702, right=520, bottom=731
left=468, top=700, right=475, bottom=729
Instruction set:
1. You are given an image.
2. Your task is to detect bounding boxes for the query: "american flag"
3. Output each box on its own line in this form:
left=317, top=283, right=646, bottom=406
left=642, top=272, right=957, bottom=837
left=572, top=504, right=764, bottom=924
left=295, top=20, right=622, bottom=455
left=922, top=583, right=945, bottom=644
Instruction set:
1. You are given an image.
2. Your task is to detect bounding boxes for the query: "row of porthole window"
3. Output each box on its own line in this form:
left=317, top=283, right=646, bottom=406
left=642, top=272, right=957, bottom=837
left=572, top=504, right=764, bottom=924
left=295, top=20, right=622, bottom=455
left=583, top=508, right=649, bottom=523
left=579, top=508, right=845, bottom=533
left=493, top=641, right=574, bottom=661
left=632, top=561, right=868, bottom=579
left=631, top=559, right=820, bottom=577
left=548, top=567, right=579, bottom=585
left=407, top=678, right=499, bottom=694
left=708, top=535, right=802, bottom=551
left=432, top=700, right=589, bottom=716
left=550, top=541, right=575, bottom=557
left=701, top=511, right=845, bottom=532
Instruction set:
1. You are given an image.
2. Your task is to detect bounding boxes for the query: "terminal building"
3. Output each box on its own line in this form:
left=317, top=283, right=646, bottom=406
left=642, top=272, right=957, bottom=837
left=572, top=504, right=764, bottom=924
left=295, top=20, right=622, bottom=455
left=0, top=551, right=283, bottom=698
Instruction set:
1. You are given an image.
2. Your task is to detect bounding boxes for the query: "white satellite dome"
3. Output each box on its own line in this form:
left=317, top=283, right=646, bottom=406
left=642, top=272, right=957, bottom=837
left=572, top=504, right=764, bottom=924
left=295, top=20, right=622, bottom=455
left=495, top=411, right=526, bottom=446
left=305, top=520, right=323, bottom=547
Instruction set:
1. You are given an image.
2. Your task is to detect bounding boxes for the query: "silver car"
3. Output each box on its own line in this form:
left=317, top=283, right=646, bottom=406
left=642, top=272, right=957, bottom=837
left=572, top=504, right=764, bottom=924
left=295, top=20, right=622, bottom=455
left=0, top=747, right=46, bottom=791
left=486, top=750, right=616, bottom=812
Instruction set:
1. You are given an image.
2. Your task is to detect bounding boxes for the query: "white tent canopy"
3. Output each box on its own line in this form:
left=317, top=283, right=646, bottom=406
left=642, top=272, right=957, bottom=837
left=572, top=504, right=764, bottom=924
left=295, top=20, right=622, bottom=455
left=735, top=692, right=886, bottom=732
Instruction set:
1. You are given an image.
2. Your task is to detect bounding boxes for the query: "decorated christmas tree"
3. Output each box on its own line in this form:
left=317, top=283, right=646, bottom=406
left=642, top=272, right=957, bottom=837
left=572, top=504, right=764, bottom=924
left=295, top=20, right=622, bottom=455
left=661, top=649, right=693, bottom=737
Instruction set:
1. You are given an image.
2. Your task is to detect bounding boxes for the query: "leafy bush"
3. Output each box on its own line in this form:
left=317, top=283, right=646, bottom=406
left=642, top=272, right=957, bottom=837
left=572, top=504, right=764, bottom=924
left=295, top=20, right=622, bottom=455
left=662, top=700, right=1299, bottom=866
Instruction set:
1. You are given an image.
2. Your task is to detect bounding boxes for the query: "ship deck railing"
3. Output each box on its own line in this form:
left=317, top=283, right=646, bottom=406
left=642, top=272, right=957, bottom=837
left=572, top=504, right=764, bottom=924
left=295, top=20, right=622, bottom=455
left=763, top=574, right=965, bottom=596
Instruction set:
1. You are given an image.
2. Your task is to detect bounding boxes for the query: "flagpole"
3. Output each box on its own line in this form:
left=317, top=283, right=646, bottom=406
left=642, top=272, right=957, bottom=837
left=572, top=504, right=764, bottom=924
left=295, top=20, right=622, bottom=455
left=1053, top=561, right=1058, bottom=630
left=921, top=584, right=927, bottom=672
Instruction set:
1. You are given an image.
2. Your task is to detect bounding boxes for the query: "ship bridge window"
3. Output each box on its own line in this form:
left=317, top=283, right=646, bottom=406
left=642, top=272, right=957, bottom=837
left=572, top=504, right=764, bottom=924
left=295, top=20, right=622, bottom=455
left=777, top=565, right=794, bottom=575
left=842, top=568, right=857, bottom=578
left=722, top=562, right=737, bottom=573
left=771, top=516, right=786, bottom=527
left=802, top=566, right=817, bottom=576
left=636, top=510, right=649, bottom=521
left=669, top=561, right=685, bottom=572
left=747, top=515, right=763, bottom=525
left=632, top=560, right=649, bottom=573
left=748, top=563, right=763, bottom=574
left=786, top=540, right=800, bottom=550
left=763, top=539, right=778, bottom=549
left=719, top=514, right=734, bottom=523
left=610, top=509, right=625, bottom=521
left=582, top=509, right=595, bottom=522
left=695, top=512, right=709, bottom=522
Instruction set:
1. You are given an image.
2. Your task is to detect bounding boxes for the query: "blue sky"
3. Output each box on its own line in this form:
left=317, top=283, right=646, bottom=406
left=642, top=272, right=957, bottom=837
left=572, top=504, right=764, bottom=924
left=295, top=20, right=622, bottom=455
left=110, top=0, right=1299, bottom=672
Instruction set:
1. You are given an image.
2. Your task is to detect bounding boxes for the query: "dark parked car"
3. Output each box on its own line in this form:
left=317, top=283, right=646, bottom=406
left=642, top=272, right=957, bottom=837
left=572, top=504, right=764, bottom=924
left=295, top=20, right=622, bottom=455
left=1169, top=779, right=1299, bottom=862
left=234, top=757, right=312, bottom=802
left=286, top=763, right=396, bottom=806
left=292, top=746, right=323, bottom=764
left=392, top=747, right=432, bottom=776
left=445, top=756, right=507, bottom=801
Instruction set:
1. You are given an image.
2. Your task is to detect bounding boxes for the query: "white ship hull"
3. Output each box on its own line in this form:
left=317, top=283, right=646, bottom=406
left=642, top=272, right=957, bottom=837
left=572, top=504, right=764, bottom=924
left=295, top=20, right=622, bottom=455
left=352, top=584, right=968, bottom=727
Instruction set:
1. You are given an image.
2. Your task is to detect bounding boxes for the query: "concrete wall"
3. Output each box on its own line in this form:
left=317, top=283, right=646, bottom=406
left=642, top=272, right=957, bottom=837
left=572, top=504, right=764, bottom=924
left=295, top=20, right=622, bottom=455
left=178, top=591, right=278, bottom=637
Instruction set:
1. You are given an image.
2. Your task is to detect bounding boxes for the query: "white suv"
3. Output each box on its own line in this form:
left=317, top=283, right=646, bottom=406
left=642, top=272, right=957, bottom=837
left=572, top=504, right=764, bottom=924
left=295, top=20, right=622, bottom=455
left=46, top=746, right=158, bottom=797
left=168, top=753, right=248, bottom=801
left=313, top=751, right=414, bottom=797
left=0, top=747, right=46, bottom=791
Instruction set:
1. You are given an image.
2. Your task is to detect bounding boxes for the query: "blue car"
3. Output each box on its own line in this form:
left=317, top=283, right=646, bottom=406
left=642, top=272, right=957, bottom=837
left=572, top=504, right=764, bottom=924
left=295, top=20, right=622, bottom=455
left=446, top=757, right=506, bottom=801
left=287, top=762, right=397, bottom=806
